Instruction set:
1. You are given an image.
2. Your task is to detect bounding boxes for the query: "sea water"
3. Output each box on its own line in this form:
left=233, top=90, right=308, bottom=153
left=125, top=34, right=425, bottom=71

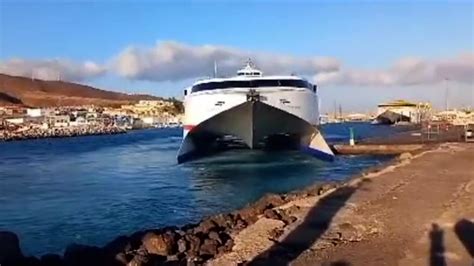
left=0, top=123, right=399, bottom=255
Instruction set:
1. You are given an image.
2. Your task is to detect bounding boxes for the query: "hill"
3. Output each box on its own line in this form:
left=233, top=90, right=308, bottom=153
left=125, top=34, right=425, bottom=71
left=0, top=73, right=166, bottom=107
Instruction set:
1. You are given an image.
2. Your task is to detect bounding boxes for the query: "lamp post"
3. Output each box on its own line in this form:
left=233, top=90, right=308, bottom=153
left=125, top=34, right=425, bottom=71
left=444, top=78, right=450, bottom=112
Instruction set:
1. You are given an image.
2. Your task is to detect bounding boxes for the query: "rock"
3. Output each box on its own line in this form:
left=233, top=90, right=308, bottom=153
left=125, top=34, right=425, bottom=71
left=40, top=253, right=64, bottom=266
left=252, top=193, right=286, bottom=212
left=199, top=239, right=219, bottom=257
left=399, top=152, right=413, bottom=160
left=210, top=213, right=235, bottom=229
left=235, top=207, right=260, bottom=225
left=233, top=218, right=248, bottom=231
left=177, top=238, right=188, bottom=253
left=268, top=228, right=284, bottom=240
left=185, top=234, right=201, bottom=255
left=286, top=216, right=297, bottom=224
left=0, top=231, right=23, bottom=264
left=263, top=209, right=281, bottom=220
left=278, top=210, right=297, bottom=225
left=283, top=205, right=301, bottom=216
left=193, top=219, right=217, bottom=234
left=208, top=231, right=221, bottom=244
left=175, top=229, right=186, bottom=237
left=142, top=231, right=177, bottom=256
left=217, top=237, right=234, bottom=255
left=127, top=253, right=148, bottom=266
left=63, top=244, right=107, bottom=266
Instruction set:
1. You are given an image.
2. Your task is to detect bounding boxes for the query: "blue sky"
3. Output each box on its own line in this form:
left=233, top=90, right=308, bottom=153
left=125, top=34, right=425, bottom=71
left=1, top=0, right=473, bottom=112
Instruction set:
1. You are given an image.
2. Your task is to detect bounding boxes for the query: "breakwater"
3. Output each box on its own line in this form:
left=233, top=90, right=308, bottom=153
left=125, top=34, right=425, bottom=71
left=0, top=125, right=126, bottom=141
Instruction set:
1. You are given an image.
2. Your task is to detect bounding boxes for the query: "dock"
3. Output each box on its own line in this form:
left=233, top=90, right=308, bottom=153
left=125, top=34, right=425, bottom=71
left=332, top=144, right=425, bottom=155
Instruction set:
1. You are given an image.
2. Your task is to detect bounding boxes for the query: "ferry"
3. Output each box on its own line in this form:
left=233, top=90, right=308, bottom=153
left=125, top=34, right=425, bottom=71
left=177, top=60, right=334, bottom=163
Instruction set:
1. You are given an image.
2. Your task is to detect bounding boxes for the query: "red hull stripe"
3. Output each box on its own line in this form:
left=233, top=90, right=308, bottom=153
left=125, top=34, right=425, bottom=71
left=183, top=125, right=195, bottom=131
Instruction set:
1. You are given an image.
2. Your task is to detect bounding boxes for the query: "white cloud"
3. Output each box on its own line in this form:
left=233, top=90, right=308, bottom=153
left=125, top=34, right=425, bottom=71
left=0, top=58, right=106, bottom=81
left=114, top=41, right=341, bottom=82
left=314, top=53, right=474, bottom=86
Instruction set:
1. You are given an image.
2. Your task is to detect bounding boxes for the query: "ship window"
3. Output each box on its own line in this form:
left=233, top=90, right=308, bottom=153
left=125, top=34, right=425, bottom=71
left=191, top=79, right=314, bottom=93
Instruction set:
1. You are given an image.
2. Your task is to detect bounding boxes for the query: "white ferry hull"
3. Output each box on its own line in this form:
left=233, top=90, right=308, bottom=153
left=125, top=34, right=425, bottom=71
left=177, top=93, right=334, bottom=163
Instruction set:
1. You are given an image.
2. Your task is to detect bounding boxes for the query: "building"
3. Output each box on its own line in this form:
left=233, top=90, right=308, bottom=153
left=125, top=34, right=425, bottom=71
left=432, top=109, right=474, bottom=125
left=345, top=113, right=370, bottom=122
left=5, top=117, right=25, bottom=125
left=26, top=108, right=44, bottom=117
left=122, top=100, right=174, bottom=115
left=47, top=115, right=70, bottom=128
left=374, top=100, right=431, bottom=124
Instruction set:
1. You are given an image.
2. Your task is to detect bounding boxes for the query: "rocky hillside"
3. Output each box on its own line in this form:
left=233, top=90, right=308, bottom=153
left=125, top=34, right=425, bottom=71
left=0, top=74, right=167, bottom=108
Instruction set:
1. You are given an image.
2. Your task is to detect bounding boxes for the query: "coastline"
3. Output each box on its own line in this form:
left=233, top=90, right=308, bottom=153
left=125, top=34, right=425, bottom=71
left=0, top=125, right=126, bottom=142
left=0, top=145, right=425, bottom=265
left=1, top=143, right=473, bottom=266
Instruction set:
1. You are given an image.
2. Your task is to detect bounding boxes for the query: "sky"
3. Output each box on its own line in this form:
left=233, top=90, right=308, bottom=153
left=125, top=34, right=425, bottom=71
left=0, top=0, right=473, bottom=112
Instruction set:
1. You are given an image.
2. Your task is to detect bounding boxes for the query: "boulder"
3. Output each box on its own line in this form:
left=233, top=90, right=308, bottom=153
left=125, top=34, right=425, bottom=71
left=193, top=219, right=217, bottom=234
left=268, top=228, right=284, bottom=240
left=177, top=238, right=188, bottom=253
left=0, top=231, right=23, bottom=264
left=235, top=207, right=260, bottom=225
left=199, top=239, right=219, bottom=257
left=184, top=234, right=201, bottom=256
left=126, top=253, right=148, bottom=266
left=278, top=210, right=297, bottom=225
left=222, top=238, right=234, bottom=253
left=252, top=193, right=286, bottom=212
left=142, top=232, right=177, bottom=256
left=207, top=231, right=221, bottom=244
left=210, top=214, right=234, bottom=229
left=232, top=217, right=248, bottom=231
left=263, top=209, right=281, bottom=220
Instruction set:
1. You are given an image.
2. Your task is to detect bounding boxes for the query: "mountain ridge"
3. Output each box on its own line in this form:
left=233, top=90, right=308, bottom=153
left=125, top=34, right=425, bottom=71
left=0, top=73, right=166, bottom=107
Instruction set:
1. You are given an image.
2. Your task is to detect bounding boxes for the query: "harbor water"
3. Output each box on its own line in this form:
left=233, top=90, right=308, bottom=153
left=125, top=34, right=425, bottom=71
left=0, top=123, right=403, bottom=255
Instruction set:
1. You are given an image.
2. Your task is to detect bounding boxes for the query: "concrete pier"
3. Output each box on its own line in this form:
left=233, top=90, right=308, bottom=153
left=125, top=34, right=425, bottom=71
left=332, top=144, right=425, bottom=155
left=210, top=143, right=474, bottom=265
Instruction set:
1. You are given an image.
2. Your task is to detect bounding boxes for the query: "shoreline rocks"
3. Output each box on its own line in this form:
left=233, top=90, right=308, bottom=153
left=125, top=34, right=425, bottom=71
left=0, top=182, right=342, bottom=266
left=0, top=125, right=126, bottom=142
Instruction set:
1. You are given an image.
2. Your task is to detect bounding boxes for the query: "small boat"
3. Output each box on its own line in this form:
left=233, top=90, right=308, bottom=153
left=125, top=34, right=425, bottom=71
left=177, top=60, right=334, bottom=163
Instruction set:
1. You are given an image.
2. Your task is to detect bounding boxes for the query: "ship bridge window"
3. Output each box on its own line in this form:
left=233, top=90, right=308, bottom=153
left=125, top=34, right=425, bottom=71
left=191, top=79, right=314, bottom=93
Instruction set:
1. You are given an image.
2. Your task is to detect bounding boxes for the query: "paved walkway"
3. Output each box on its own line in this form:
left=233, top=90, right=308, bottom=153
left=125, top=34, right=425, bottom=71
left=210, top=143, right=474, bottom=266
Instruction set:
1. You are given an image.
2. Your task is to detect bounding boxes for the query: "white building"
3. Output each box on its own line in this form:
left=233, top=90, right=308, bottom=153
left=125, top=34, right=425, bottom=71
left=5, top=117, right=25, bottom=124
left=26, top=108, right=43, bottom=117
left=375, top=100, right=431, bottom=124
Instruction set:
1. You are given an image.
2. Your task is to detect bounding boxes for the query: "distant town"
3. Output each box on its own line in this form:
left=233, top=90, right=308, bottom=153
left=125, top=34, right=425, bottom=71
left=2, top=97, right=473, bottom=142
left=321, top=99, right=474, bottom=126
left=0, top=99, right=183, bottom=141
